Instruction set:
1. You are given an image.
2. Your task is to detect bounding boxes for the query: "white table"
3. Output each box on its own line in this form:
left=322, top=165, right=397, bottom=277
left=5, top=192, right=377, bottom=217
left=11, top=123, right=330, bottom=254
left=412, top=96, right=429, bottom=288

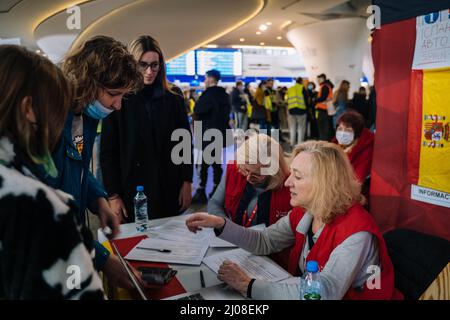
left=98, top=214, right=245, bottom=298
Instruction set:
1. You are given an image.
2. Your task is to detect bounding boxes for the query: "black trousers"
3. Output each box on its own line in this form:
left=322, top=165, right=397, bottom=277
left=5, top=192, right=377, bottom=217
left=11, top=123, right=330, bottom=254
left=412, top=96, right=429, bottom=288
left=199, top=146, right=223, bottom=188
left=317, top=109, right=332, bottom=141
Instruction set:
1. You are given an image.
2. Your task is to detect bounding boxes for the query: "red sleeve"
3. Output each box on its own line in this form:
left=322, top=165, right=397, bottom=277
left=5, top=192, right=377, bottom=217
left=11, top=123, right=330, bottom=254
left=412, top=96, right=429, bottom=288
left=351, top=143, right=374, bottom=183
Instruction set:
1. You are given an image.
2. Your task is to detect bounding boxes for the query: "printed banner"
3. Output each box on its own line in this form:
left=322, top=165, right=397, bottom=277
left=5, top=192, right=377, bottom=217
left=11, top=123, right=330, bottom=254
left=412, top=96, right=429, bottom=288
left=413, top=9, right=450, bottom=70
left=411, top=184, right=450, bottom=208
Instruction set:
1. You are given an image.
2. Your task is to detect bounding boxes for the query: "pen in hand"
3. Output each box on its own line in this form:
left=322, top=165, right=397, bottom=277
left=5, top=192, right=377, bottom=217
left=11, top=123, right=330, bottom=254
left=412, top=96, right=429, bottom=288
left=200, top=270, right=205, bottom=288
left=136, top=247, right=171, bottom=253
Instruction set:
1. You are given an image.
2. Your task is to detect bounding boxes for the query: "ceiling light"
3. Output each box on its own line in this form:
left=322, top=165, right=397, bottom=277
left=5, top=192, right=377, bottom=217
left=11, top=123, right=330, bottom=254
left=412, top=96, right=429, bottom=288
left=266, top=22, right=272, bottom=26
left=277, top=36, right=283, bottom=40
left=260, top=42, right=265, bottom=46
left=281, top=20, right=293, bottom=29
left=256, top=31, right=261, bottom=35
left=240, top=38, right=245, bottom=42
left=259, top=24, right=268, bottom=31
left=206, top=44, right=218, bottom=48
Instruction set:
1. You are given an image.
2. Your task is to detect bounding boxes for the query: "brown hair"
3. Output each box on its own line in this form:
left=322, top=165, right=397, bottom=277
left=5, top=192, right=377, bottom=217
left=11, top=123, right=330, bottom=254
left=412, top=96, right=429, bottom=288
left=128, top=35, right=175, bottom=94
left=336, top=110, right=365, bottom=138
left=62, top=35, right=142, bottom=113
left=334, top=80, right=350, bottom=103
left=291, top=141, right=363, bottom=224
left=0, top=45, right=72, bottom=163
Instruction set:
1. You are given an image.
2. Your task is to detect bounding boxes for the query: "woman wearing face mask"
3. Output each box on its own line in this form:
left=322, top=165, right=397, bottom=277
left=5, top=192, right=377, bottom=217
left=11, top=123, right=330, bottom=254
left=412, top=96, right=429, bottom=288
left=46, top=36, right=144, bottom=290
left=332, top=110, right=374, bottom=183
left=207, top=133, right=292, bottom=227
left=0, top=45, right=104, bottom=299
left=100, top=35, right=193, bottom=222
left=186, top=141, right=402, bottom=300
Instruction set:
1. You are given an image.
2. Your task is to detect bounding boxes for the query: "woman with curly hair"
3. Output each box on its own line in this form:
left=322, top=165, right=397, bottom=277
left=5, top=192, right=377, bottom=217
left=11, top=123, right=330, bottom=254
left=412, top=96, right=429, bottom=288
left=44, top=35, right=143, bottom=290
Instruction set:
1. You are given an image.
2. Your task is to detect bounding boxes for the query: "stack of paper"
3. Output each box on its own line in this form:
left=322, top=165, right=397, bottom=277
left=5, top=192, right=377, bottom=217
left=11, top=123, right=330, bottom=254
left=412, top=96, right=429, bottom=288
left=203, top=248, right=291, bottom=282
left=124, top=238, right=208, bottom=266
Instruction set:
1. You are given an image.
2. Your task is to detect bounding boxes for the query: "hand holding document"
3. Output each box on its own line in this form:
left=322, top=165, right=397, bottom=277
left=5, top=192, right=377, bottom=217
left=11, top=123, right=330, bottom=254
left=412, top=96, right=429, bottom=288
left=125, top=238, right=208, bottom=266
left=203, top=248, right=291, bottom=282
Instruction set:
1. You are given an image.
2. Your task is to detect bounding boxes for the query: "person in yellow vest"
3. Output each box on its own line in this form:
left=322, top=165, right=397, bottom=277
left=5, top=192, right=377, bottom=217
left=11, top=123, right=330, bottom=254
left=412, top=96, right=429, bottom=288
left=287, top=77, right=308, bottom=147
left=315, top=73, right=334, bottom=141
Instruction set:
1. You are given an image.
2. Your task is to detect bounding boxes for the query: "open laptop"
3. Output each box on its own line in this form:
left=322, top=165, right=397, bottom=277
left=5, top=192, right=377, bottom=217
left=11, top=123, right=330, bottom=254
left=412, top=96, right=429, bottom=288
left=164, top=283, right=247, bottom=300
left=111, top=242, right=149, bottom=300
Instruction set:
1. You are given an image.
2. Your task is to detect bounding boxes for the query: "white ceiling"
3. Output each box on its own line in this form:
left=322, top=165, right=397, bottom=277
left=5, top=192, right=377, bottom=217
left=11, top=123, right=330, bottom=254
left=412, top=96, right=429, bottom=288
left=0, top=0, right=371, bottom=61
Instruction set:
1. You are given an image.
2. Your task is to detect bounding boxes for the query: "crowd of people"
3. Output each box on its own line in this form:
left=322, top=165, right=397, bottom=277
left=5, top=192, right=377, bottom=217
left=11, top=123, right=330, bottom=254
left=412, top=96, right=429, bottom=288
left=0, top=33, right=394, bottom=300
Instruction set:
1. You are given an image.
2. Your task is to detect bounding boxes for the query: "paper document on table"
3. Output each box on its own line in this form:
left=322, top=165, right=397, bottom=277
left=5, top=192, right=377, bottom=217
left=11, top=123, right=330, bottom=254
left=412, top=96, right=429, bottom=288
left=206, top=222, right=266, bottom=248
left=203, top=248, right=291, bottom=282
left=149, top=219, right=211, bottom=244
left=124, top=238, right=208, bottom=266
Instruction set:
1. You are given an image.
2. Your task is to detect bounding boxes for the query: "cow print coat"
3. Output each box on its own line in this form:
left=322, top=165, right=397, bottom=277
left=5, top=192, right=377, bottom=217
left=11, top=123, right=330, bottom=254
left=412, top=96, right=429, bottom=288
left=0, top=137, right=104, bottom=299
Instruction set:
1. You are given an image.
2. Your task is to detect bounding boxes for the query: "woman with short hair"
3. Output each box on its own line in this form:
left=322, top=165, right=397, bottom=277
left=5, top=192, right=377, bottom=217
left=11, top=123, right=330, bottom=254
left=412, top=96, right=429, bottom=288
left=187, top=141, right=402, bottom=300
left=208, top=133, right=292, bottom=227
left=333, top=110, right=374, bottom=183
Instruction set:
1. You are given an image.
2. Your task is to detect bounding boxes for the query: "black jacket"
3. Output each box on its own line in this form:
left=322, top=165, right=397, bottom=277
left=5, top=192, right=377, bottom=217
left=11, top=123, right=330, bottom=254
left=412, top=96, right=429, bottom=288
left=194, top=86, right=231, bottom=136
left=100, top=84, right=193, bottom=221
left=231, top=87, right=246, bottom=113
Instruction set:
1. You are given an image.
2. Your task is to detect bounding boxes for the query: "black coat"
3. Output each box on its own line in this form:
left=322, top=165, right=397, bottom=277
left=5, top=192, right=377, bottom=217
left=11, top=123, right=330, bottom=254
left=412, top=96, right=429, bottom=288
left=100, top=84, right=193, bottom=221
left=194, top=86, right=231, bottom=135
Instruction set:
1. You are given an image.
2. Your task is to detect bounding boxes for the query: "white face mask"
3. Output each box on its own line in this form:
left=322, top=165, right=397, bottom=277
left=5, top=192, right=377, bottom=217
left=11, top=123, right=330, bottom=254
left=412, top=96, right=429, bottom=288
left=336, top=130, right=354, bottom=146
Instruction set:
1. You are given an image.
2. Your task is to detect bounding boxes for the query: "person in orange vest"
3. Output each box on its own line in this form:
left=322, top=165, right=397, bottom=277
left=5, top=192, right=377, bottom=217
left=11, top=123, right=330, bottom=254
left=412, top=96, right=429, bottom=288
left=315, top=73, right=334, bottom=141
left=186, top=141, right=403, bottom=300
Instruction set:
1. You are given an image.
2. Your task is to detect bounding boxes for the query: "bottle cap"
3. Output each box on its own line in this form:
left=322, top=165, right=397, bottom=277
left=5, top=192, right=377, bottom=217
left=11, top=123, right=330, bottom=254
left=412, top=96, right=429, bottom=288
left=136, top=186, right=144, bottom=192
left=306, top=260, right=319, bottom=273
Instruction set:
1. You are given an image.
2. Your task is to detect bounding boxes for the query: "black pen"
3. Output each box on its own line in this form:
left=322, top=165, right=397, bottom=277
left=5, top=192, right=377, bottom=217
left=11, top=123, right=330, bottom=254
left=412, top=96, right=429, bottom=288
left=136, top=246, right=171, bottom=253
left=200, top=270, right=205, bottom=288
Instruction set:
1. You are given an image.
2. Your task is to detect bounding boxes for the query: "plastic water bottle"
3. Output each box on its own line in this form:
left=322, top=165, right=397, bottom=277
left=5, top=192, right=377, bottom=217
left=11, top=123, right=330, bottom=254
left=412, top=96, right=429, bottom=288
left=302, top=260, right=322, bottom=300
left=134, top=186, right=148, bottom=232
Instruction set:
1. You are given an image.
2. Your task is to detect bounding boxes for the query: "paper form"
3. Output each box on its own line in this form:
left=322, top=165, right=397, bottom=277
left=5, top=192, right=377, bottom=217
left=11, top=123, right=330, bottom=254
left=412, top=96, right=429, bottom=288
left=203, top=248, right=291, bottom=282
left=124, top=238, right=209, bottom=266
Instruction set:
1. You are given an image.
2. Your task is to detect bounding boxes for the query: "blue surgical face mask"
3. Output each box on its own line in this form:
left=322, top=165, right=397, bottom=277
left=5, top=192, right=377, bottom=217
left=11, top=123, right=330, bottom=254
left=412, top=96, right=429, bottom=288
left=336, top=130, right=354, bottom=146
left=84, top=100, right=114, bottom=120
left=308, top=84, right=314, bottom=90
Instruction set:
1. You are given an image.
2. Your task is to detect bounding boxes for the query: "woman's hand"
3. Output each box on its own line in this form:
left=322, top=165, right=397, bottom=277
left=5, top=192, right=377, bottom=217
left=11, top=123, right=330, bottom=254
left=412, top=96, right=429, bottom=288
left=185, top=212, right=225, bottom=233
left=96, top=198, right=120, bottom=239
left=108, top=195, right=128, bottom=223
left=218, top=260, right=252, bottom=295
left=178, top=182, right=192, bottom=212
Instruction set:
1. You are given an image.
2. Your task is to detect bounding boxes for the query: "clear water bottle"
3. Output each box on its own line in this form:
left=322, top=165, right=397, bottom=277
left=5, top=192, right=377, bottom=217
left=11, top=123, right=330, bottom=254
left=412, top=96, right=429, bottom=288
left=134, top=186, right=148, bottom=232
left=302, top=260, right=322, bottom=300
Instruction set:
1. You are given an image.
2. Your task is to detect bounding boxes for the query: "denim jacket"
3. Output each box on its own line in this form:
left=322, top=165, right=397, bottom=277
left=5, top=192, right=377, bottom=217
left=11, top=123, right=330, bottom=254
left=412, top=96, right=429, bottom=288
left=44, top=111, right=109, bottom=269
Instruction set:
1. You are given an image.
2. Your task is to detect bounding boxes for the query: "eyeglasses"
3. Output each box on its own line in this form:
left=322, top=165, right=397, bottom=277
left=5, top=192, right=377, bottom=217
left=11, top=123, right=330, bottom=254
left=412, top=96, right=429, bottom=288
left=138, top=61, right=160, bottom=72
left=238, top=166, right=263, bottom=180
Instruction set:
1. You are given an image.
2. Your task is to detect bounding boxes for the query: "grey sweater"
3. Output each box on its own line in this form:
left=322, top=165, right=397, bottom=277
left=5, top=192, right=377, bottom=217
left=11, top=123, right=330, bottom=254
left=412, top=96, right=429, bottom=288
left=218, top=212, right=379, bottom=300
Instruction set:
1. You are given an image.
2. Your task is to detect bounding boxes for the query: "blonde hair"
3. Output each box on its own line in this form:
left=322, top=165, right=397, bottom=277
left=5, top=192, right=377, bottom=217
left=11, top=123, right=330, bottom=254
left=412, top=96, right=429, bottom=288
left=61, top=35, right=143, bottom=113
left=0, top=45, right=72, bottom=163
left=291, top=140, right=363, bottom=224
left=236, top=133, right=289, bottom=190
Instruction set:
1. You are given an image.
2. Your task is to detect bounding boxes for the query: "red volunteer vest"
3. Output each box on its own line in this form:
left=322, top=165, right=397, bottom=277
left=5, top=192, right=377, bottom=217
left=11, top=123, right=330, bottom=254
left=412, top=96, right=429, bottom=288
left=224, top=161, right=292, bottom=225
left=287, top=205, right=403, bottom=300
left=224, top=161, right=292, bottom=268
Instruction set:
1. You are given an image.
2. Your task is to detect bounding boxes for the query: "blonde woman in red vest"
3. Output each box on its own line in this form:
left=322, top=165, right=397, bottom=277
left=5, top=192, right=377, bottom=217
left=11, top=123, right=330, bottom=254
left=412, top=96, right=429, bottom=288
left=186, top=141, right=402, bottom=300
left=208, top=133, right=292, bottom=228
